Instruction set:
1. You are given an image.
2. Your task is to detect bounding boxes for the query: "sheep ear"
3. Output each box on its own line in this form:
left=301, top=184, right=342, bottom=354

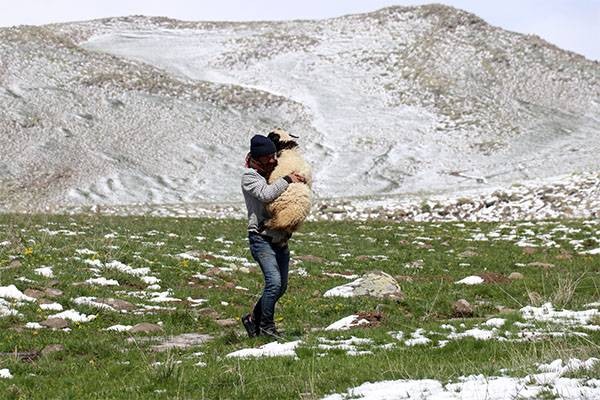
left=267, top=131, right=280, bottom=145
left=289, top=133, right=299, bottom=139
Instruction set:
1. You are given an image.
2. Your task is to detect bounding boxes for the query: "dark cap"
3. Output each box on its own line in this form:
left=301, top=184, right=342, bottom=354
left=250, top=135, right=276, bottom=158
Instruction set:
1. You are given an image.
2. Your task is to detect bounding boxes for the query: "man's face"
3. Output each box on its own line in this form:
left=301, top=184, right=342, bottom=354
left=255, top=153, right=278, bottom=173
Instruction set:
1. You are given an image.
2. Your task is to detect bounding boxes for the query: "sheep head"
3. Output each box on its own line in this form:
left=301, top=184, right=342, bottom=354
left=268, top=128, right=299, bottom=153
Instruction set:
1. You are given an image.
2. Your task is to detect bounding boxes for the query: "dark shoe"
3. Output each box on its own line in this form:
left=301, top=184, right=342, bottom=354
left=241, top=314, right=258, bottom=338
left=259, top=325, right=283, bottom=340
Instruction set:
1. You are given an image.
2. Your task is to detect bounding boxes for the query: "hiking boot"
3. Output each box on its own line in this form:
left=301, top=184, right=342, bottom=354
left=259, top=325, right=283, bottom=340
left=241, top=313, right=258, bottom=338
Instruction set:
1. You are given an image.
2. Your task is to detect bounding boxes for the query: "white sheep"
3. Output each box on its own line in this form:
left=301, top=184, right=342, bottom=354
left=266, top=128, right=312, bottom=233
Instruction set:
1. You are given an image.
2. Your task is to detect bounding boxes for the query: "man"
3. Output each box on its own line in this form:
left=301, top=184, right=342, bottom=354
left=241, top=134, right=306, bottom=338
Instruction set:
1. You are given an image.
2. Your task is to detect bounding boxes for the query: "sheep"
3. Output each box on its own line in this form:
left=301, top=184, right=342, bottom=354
left=265, top=128, right=312, bottom=233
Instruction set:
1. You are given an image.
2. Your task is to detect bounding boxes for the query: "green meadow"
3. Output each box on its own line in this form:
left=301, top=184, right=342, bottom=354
left=0, top=214, right=598, bottom=399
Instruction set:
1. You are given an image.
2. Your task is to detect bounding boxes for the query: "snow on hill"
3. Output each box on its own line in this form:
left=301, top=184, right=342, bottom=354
left=0, top=5, right=598, bottom=218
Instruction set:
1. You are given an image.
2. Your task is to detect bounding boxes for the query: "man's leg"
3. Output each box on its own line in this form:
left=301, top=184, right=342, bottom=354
left=274, top=244, right=290, bottom=301
left=249, top=235, right=282, bottom=332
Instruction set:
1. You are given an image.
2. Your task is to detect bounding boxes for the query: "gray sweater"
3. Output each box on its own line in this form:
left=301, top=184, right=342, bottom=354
left=241, top=168, right=290, bottom=243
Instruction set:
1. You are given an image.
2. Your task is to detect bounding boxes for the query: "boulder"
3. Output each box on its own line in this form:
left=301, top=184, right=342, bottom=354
left=324, top=271, right=403, bottom=300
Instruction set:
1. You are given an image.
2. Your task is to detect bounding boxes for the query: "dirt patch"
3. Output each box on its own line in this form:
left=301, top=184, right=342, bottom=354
left=354, top=311, right=383, bottom=328
left=479, top=272, right=511, bottom=284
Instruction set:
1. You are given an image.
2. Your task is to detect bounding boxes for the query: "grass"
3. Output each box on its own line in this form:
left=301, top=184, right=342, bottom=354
left=0, top=214, right=599, bottom=399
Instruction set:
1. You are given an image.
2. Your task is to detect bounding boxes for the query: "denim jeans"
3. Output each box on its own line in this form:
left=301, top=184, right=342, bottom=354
left=248, top=233, right=290, bottom=329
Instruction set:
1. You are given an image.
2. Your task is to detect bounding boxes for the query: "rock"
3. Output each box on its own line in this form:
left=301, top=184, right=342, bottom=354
left=555, top=250, right=572, bottom=260
left=452, top=299, right=473, bottom=317
left=355, top=255, right=371, bottom=261
left=205, top=267, right=222, bottom=276
left=324, top=271, right=403, bottom=300
left=150, top=333, right=213, bottom=352
left=98, top=298, right=135, bottom=311
left=8, top=259, right=22, bottom=268
left=40, top=318, right=69, bottom=329
left=295, top=255, right=326, bottom=263
left=44, top=288, right=63, bottom=298
left=484, top=197, right=497, bottom=207
left=223, top=282, right=236, bottom=289
left=527, top=262, right=555, bottom=270
left=508, top=272, right=524, bottom=280
left=522, top=247, right=537, bottom=255
left=41, top=344, right=65, bottom=356
left=197, top=308, right=220, bottom=319
left=458, top=250, right=478, bottom=258
left=130, top=323, right=163, bottom=334
left=496, top=306, right=516, bottom=314
left=215, top=318, right=237, bottom=328
left=24, top=289, right=45, bottom=298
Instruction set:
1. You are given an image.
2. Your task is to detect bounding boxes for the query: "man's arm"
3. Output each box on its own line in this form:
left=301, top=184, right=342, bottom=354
left=242, top=170, right=289, bottom=203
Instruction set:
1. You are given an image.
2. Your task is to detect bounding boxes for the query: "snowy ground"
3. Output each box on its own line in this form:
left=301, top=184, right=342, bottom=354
left=1, top=7, right=599, bottom=212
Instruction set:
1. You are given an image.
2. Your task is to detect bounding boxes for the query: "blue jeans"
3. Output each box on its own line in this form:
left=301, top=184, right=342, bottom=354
left=248, top=233, right=290, bottom=329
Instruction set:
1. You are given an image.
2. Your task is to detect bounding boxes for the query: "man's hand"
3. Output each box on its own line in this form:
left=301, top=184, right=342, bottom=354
left=287, top=171, right=306, bottom=184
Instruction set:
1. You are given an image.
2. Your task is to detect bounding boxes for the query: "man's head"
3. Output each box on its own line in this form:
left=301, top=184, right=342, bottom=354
left=249, top=134, right=277, bottom=174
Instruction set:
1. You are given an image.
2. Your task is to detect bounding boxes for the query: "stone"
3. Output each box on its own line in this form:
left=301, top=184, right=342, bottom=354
left=496, top=306, right=516, bottom=314
left=452, top=299, right=473, bottom=317
left=458, top=250, right=478, bottom=258
left=205, top=267, right=222, bottom=276
left=130, top=323, right=163, bottom=334
left=8, top=259, right=22, bottom=268
left=197, top=308, right=220, bottom=319
left=215, top=318, right=238, bottom=328
left=555, top=250, right=572, bottom=260
left=324, top=271, right=403, bottom=300
left=24, top=289, right=44, bottom=298
left=40, top=318, right=69, bottom=329
left=522, top=247, right=537, bottom=255
left=98, top=298, right=135, bottom=311
left=508, top=272, right=524, bottom=280
left=44, top=288, right=63, bottom=298
left=150, top=333, right=213, bottom=352
left=41, top=344, right=65, bottom=356
left=527, top=262, right=555, bottom=270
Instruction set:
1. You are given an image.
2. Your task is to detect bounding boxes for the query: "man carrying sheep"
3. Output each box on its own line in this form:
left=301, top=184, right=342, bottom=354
left=241, top=134, right=306, bottom=338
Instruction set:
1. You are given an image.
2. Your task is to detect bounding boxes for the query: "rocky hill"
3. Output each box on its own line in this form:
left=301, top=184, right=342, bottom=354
left=0, top=5, right=598, bottom=217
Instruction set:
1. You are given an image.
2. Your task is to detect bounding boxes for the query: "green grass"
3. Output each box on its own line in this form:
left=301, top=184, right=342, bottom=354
left=0, top=214, right=598, bottom=399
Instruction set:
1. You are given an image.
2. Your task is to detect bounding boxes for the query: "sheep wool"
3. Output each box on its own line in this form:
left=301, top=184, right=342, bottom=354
left=266, top=128, right=313, bottom=233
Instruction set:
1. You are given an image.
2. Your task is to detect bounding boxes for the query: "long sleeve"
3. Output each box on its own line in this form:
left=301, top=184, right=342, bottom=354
left=241, top=170, right=289, bottom=203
